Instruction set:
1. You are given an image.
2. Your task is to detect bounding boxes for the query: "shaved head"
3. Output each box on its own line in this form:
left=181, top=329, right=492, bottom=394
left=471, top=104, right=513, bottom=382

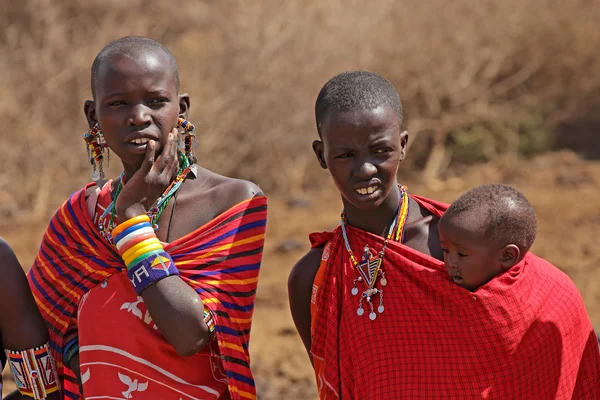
left=91, top=36, right=179, bottom=98
left=442, top=184, right=538, bottom=254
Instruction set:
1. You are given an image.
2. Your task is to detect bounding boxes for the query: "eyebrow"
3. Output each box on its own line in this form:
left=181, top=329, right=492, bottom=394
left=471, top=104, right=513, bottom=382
left=329, top=146, right=355, bottom=153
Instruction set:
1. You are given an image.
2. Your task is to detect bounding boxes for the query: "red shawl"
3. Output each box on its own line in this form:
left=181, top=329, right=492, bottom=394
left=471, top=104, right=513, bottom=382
left=27, top=184, right=267, bottom=399
left=310, top=196, right=599, bottom=399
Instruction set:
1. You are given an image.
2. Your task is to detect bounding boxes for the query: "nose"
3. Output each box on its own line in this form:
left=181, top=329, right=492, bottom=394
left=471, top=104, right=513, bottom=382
left=129, top=104, right=152, bottom=126
left=446, top=253, right=459, bottom=269
left=353, top=156, right=377, bottom=179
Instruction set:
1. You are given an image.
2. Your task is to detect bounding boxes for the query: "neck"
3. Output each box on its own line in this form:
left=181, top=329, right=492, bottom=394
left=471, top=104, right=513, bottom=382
left=343, top=184, right=402, bottom=236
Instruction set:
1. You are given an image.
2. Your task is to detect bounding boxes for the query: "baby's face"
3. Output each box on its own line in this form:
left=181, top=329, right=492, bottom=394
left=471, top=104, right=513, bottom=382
left=438, top=214, right=503, bottom=291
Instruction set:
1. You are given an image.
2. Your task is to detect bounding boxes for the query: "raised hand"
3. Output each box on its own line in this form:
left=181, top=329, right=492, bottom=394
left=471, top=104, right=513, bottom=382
left=116, top=129, right=179, bottom=221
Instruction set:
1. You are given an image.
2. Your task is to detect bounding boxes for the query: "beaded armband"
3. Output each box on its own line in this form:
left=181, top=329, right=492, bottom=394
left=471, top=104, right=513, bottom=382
left=6, top=343, right=61, bottom=399
left=204, top=308, right=216, bottom=342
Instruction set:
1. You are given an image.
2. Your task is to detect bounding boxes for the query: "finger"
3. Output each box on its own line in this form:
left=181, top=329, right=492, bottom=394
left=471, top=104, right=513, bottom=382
left=162, top=132, right=180, bottom=178
left=156, top=130, right=177, bottom=170
left=140, top=140, right=156, bottom=174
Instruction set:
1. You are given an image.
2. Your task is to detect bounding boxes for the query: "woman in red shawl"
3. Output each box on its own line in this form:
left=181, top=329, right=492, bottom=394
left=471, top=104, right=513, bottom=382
left=288, top=71, right=599, bottom=399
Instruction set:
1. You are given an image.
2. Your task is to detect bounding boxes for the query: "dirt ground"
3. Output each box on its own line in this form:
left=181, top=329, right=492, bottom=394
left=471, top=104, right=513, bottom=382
left=2, top=150, right=599, bottom=399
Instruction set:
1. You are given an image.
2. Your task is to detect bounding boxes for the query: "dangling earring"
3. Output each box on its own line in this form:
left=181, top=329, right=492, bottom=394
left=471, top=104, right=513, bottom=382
left=177, top=117, right=197, bottom=164
left=83, top=123, right=108, bottom=181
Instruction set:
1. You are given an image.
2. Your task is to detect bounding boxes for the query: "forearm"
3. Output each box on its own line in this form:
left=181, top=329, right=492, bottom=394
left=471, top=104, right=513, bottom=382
left=112, top=213, right=211, bottom=356
left=141, top=275, right=211, bottom=356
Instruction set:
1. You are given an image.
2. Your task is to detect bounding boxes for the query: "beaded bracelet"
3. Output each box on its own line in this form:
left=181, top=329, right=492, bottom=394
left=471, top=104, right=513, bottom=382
left=204, top=308, right=216, bottom=342
left=6, top=343, right=61, bottom=399
left=112, top=216, right=180, bottom=295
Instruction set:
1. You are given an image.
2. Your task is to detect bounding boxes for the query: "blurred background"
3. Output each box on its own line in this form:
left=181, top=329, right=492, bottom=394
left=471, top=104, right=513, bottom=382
left=1, top=0, right=599, bottom=398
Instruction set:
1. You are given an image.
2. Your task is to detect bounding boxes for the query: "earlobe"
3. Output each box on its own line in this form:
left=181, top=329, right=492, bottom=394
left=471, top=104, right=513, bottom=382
left=83, top=100, right=97, bottom=129
left=312, top=140, right=327, bottom=169
left=500, top=244, right=520, bottom=270
left=179, top=94, right=191, bottom=120
left=399, top=130, right=409, bottom=161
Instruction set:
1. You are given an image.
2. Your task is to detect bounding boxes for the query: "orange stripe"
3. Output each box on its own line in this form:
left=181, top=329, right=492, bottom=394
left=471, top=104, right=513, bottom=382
left=46, top=232, right=111, bottom=279
left=59, top=206, right=101, bottom=258
left=228, top=385, right=256, bottom=399
left=177, top=234, right=264, bottom=265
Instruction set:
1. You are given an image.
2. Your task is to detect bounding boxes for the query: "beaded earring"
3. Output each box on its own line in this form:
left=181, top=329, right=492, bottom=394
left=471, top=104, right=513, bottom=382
left=177, top=117, right=197, bottom=164
left=83, top=123, right=108, bottom=181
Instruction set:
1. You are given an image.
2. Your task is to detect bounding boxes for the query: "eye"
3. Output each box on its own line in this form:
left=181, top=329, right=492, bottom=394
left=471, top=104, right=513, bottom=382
left=374, top=148, right=392, bottom=154
left=149, top=98, right=168, bottom=106
left=336, top=153, right=353, bottom=159
left=458, top=252, right=468, bottom=257
left=108, top=100, right=126, bottom=107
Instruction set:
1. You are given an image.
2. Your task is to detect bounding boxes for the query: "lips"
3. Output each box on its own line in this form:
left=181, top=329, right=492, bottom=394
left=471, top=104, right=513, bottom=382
left=128, top=137, right=152, bottom=145
left=124, top=131, right=159, bottom=146
left=353, top=180, right=381, bottom=196
left=355, top=186, right=377, bottom=195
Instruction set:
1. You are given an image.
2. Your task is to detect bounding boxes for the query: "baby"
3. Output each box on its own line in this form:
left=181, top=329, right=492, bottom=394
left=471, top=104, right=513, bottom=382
left=439, top=184, right=537, bottom=291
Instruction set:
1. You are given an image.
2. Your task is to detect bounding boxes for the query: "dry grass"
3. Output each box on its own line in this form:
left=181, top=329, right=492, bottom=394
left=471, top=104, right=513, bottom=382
left=1, top=0, right=599, bottom=227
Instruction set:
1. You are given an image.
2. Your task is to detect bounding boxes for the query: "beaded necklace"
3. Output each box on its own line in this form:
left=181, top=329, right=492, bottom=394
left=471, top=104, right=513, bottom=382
left=340, top=185, right=409, bottom=321
left=98, top=153, right=193, bottom=246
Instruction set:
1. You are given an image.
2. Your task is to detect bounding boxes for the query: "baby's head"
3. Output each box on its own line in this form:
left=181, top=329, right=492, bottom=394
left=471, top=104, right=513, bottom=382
left=439, top=184, right=537, bottom=291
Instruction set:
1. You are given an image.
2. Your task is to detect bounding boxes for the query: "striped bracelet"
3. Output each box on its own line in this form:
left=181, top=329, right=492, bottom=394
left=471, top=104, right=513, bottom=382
left=6, top=343, right=61, bottom=399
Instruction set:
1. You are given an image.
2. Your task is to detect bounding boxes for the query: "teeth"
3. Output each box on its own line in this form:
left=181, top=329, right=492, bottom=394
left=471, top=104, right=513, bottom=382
left=356, top=186, right=377, bottom=195
left=130, top=138, right=150, bottom=144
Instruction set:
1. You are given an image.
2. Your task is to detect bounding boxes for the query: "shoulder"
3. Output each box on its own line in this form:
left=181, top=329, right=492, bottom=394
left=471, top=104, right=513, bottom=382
left=0, top=237, right=15, bottom=264
left=0, top=238, right=19, bottom=268
left=191, top=167, right=264, bottom=211
left=526, top=253, right=586, bottom=307
left=288, top=246, right=324, bottom=290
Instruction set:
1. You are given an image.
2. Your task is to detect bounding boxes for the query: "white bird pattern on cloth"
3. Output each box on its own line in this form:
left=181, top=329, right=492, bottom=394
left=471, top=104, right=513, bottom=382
left=118, top=372, right=149, bottom=398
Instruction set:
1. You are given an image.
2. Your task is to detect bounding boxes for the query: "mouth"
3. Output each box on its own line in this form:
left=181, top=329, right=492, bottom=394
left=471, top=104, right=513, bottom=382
left=128, top=138, right=152, bottom=145
left=124, top=134, right=160, bottom=154
left=355, top=185, right=378, bottom=195
left=451, top=275, right=464, bottom=284
left=352, top=180, right=383, bottom=199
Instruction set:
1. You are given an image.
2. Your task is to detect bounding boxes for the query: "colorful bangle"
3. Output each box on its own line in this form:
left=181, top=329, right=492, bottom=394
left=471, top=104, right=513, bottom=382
left=204, top=308, right=216, bottom=342
left=113, top=222, right=152, bottom=244
left=127, top=251, right=179, bottom=295
left=6, top=343, right=61, bottom=399
left=121, top=239, right=162, bottom=263
left=123, top=242, right=164, bottom=267
left=111, top=214, right=150, bottom=237
left=117, top=232, right=158, bottom=254
left=115, top=226, right=156, bottom=251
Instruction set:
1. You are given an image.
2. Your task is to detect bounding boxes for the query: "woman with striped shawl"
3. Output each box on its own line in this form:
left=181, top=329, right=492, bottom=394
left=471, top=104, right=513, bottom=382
left=28, top=36, right=267, bottom=400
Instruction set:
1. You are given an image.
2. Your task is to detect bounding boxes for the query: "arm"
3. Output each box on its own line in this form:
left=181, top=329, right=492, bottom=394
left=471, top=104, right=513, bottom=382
left=116, top=134, right=263, bottom=355
left=0, top=238, right=61, bottom=399
left=140, top=182, right=263, bottom=357
left=288, top=246, right=324, bottom=362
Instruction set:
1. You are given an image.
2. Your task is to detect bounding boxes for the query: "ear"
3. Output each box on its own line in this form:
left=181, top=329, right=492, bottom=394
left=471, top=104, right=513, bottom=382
left=312, top=140, right=327, bottom=169
left=179, top=93, right=191, bottom=120
left=83, top=100, right=97, bottom=129
left=399, top=130, right=409, bottom=161
left=499, top=244, right=520, bottom=270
